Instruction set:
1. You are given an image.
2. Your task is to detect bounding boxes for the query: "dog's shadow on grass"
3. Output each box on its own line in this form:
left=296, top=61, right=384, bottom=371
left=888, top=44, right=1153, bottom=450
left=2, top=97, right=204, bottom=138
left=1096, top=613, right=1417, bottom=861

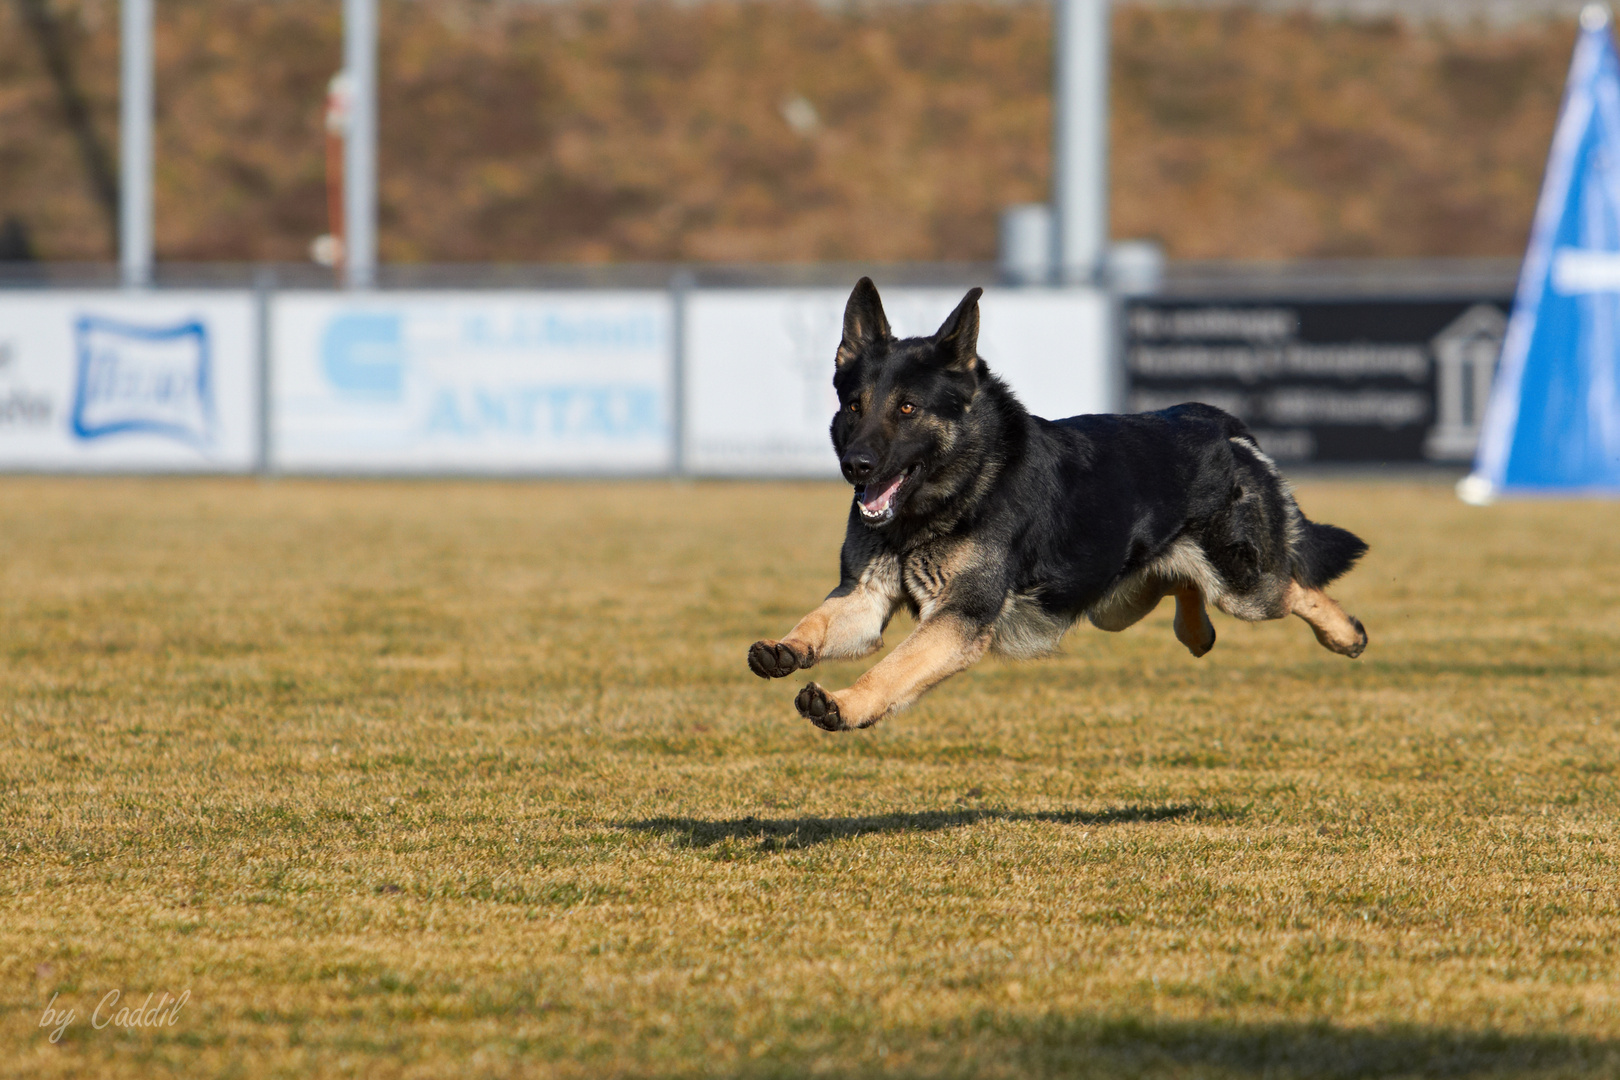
left=713, top=1015, right=1613, bottom=1079
left=623, top=802, right=1239, bottom=852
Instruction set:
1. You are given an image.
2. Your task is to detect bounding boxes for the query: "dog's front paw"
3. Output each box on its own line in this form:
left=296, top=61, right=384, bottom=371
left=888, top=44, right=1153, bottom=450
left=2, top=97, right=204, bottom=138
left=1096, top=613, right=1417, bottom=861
left=794, top=683, right=846, bottom=731
left=748, top=640, right=809, bottom=679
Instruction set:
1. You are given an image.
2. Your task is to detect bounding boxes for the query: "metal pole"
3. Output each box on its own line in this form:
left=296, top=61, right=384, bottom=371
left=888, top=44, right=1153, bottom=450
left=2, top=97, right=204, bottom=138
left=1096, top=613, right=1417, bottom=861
left=343, top=0, right=377, bottom=288
left=254, top=266, right=275, bottom=476
left=1052, top=0, right=1110, bottom=286
left=119, top=0, right=153, bottom=287
left=669, top=269, right=694, bottom=477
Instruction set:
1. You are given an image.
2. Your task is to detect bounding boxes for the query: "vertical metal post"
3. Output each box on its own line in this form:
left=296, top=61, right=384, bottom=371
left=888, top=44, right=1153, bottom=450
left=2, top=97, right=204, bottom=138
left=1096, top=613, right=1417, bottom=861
left=999, top=204, right=1054, bottom=285
left=254, top=266, right=275, bottom=476
left=343, top=0, right=377, bottom=288
left=1052, top=0, right=1110, bottom=286
left=669, top=269, right=694, bottom=477
left=119, top=0, right=153, bottom=287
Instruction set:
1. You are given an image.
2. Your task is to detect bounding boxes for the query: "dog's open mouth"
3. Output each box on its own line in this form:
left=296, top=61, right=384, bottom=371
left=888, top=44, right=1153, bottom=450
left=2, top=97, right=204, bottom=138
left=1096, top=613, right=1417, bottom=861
left=856, top=467, right=917, bottom=525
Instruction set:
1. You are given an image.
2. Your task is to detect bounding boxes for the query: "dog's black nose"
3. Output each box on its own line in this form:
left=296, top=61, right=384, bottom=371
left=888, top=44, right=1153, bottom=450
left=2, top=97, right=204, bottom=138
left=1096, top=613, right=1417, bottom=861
left=842, top=450, right=875, bottom=485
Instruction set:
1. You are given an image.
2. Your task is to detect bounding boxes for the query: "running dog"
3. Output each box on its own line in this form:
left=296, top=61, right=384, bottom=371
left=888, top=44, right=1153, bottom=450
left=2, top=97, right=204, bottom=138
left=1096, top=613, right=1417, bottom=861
left=748, top=278, right=1369, bottom=731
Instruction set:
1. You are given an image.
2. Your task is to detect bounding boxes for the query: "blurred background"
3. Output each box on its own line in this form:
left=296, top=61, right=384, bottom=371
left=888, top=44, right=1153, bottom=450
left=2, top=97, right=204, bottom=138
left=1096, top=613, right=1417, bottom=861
left=0, top=0, right=1587, bottom=264
left=0, top=0, right=1607, bottom=477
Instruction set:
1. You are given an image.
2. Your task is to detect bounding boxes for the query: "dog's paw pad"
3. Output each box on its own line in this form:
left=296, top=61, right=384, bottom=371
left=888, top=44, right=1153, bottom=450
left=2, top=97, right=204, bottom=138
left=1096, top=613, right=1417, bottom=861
left=1191, top=625, right=1215, bottom=658
left=748, top=640, right=803, bottom=679
left=795, top=683, right=845, bottom=731
left=1346, top=617, right=1368, bottom=659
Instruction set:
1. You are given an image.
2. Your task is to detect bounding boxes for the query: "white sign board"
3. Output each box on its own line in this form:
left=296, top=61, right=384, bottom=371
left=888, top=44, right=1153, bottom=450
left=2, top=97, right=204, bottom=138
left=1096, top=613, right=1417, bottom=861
left=0, top=292, right=259, bottom=471
left=271, top=292, right=674, bottom=473
left=683, top=288, right=1112, bottom=476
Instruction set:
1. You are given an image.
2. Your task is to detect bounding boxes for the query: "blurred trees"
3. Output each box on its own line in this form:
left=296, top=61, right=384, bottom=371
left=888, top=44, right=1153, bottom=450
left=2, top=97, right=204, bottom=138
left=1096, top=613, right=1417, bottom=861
left=0, top=0, right=1576, bottom=262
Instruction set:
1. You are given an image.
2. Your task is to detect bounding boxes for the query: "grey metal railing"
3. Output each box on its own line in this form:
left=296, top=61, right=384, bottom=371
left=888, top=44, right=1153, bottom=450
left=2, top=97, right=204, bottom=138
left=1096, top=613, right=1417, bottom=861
left=0, top=258, right=1525, bottom=296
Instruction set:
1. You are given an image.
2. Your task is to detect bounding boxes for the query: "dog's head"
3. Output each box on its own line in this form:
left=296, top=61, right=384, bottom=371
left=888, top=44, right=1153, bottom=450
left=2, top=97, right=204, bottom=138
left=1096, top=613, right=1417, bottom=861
left=829, top=278, right=984, bottom=528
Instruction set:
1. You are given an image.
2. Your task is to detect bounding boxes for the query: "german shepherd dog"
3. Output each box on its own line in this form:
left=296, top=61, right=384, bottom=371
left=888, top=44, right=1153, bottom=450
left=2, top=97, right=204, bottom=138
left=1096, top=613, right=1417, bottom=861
left=747, top=278, right=1369, bottom=731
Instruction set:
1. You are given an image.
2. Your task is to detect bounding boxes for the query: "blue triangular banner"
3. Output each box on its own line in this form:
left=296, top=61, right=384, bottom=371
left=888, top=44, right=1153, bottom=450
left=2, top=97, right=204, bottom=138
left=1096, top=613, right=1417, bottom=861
left=1466, top=6, right=1620, bottom=501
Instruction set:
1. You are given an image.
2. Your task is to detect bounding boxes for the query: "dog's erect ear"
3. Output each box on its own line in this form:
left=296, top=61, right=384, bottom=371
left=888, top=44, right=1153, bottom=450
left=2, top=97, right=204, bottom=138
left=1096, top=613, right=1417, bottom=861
left=837, top=277, right=891, bottom=365
left=932, top=287, right=983, bottom=372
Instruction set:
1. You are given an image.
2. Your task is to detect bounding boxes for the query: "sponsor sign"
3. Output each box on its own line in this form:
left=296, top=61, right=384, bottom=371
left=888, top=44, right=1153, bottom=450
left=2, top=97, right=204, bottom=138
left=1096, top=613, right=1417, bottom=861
left=1125, top=299, right=1511, bottom=464
left=683, top=288, right=1112, bottom=476
left=271, top=292, right=674, bottom=473
left=0, top=292, right=258, bottom=471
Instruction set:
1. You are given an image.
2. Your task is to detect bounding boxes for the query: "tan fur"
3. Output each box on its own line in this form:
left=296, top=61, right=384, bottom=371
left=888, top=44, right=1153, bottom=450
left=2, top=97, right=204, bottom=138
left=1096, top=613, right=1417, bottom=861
left=1086, top=573, right=1166, bottom=633
left=817, top=615, right=991, bottom=728
left=990, top=592, right=1074, bottom=659
left=903, top=539, right=983, bottom=620
left=775, top=554, right=903, bottom=663
left=1088, top=535, right=1292, bottom=647
left=1172, top=586, right=1216, bottom=657
left=908, top=408, right=955, bottom=458
left=1285, top=580, right=1367, bottom=657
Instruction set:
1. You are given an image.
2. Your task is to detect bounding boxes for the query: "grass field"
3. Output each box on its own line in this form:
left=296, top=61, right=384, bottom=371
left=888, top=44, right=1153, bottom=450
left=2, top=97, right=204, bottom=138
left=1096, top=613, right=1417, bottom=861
left=3, top=476, right=1619, bottom=1078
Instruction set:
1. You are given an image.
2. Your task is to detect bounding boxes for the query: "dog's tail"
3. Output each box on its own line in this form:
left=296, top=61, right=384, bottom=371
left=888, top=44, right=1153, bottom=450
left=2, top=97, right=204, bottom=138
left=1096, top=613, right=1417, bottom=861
left=1290, top=518, right=1368, bottom=590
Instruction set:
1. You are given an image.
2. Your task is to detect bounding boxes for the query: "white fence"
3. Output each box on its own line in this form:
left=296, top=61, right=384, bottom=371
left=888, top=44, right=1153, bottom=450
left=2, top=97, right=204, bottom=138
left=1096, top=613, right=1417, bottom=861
left=0, top=286, right=1113, bottom=475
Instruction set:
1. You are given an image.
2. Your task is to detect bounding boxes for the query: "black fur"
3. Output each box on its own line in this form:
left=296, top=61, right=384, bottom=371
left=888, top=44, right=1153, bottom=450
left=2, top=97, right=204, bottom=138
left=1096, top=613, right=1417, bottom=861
left=1292, top=521, right=1369, bottom=590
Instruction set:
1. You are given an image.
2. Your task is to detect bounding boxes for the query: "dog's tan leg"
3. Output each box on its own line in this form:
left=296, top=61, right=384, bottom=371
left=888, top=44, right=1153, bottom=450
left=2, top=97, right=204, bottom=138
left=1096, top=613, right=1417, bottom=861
left=1172, top=585, right=1217, bottom=658
left=1286, top=581, right=1368, bottom=658
left=794, top=615, right=991, bottom=731
left=748, top=579, right=898, bottom=679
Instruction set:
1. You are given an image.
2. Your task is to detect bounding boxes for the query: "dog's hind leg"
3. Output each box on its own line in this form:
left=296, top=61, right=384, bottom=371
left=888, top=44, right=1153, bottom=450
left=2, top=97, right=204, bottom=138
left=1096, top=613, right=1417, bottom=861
left=1087, top=572, right=1164, bottom=633
left=794, top=615, right=991, bottom=731
left=1285, top=581, right=1367, bottom=658
left=1172, top=586, right=1217, bottom=658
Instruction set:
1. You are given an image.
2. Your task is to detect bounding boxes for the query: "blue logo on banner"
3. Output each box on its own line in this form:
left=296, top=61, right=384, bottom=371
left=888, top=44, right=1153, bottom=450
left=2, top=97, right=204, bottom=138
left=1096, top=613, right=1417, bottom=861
left=321, top=312, right=404, bottom=400
left=1470, top=9, right=1620, bottom=497
left=312, top=305, right=669, bottom=445
left=71, top=315, right=213, bottom=445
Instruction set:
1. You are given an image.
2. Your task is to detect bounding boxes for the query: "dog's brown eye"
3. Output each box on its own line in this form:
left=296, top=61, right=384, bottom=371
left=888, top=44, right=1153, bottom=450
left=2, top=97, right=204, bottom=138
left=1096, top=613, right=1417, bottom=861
left=899, top=402, right=916, bottom=415
left=848, top=401, right=861, bottom=413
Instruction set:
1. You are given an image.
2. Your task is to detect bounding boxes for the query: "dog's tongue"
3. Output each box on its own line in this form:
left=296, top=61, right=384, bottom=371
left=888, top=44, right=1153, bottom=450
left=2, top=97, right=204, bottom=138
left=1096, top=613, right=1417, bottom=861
left=861, top=471, right=907, bottom=514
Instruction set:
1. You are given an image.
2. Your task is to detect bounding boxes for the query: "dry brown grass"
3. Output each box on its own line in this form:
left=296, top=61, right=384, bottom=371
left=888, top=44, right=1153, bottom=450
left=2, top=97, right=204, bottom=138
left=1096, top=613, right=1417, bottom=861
left=2, top=477, right=1619, bottom=1078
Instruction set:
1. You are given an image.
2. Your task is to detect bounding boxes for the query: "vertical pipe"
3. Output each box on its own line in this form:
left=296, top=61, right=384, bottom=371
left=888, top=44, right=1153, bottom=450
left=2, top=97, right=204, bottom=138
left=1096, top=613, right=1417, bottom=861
left=1052, top=0, right=1110, bottom=286
left=669, top=269, right=694, bottom=478
left=343, top=0, right=377, bottom=288
left=254, top=266, right=275, bottom=476
left=119, top=0, right=153, bottom=287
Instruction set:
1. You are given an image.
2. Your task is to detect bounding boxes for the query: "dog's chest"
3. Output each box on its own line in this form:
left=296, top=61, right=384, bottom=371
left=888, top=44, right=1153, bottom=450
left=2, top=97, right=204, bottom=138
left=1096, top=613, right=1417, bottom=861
left=900, top=540, right=1072, bottom=657
left=898, top=538, right=992, bottom=617
left=900, top=548, right=954, bottom=618
left=900, top=537, right=997, bottom=612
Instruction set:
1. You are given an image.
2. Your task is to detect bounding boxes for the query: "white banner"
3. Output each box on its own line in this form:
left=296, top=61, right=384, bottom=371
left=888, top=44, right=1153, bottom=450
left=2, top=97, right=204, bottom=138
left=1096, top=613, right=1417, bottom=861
left=271, top=291, right=674, bottom=473
left=683, top=287, right=1112, bottom=476
left=0, top=292, right=258, bottom=471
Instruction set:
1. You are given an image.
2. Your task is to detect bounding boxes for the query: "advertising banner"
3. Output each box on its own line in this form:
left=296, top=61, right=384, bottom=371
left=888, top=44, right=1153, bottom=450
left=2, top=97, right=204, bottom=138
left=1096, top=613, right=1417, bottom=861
left=1126, top=298, right=1511, bottom=464
left=0, top=292, right=259, bottom=471
left=684, top=287, right=1112, bottom=476
left=271, top=291, right=674, bottom=473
